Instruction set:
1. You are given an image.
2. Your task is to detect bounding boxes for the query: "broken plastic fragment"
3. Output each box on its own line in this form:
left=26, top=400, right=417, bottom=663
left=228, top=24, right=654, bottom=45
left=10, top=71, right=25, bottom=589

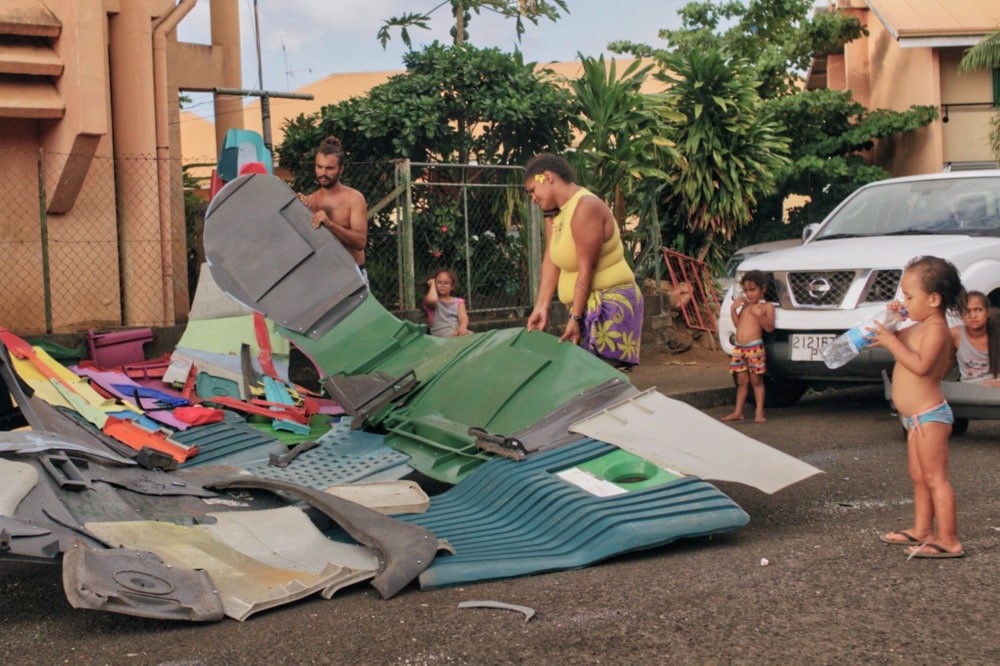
left=457, top=600, right=535, bottom=623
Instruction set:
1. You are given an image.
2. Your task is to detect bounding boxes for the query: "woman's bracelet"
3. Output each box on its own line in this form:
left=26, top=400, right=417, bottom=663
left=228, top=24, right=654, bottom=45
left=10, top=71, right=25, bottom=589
left=570, top=314, right=584, bottom=325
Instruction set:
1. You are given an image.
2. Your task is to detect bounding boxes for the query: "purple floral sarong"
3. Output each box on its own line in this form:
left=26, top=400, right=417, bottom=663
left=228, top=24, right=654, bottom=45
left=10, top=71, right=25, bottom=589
left=580, top=282, right=643, bottom=367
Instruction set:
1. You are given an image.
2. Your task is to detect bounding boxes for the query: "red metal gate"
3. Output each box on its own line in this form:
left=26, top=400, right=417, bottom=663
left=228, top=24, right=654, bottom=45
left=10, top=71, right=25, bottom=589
left=661, top=248, right=720, bottom=333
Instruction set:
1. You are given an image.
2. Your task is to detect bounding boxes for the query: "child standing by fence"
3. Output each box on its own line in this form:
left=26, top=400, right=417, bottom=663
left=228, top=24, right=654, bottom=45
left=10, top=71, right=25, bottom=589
left=423, top=269, right=471, bottom=338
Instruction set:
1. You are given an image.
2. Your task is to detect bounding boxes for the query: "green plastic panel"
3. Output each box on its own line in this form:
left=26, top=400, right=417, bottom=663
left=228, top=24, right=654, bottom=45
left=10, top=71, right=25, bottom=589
left=282, top=297, right=478, bottom=382
left=573, top=448, right=680, bottom=491
left=382, top=327, right=626, bottom=484
left=282, top=298, right=628, bottom=484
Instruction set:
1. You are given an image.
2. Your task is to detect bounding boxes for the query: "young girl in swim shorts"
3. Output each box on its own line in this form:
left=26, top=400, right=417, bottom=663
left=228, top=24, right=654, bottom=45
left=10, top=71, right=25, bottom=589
left=869, top=256, right=966, bottom=559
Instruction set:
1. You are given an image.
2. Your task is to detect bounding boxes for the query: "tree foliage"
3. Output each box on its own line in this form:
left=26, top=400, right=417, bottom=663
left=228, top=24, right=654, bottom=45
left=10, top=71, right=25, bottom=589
left=277, top=42, right=573, bottom=188
left=377, top=0, right=569, bottom=49
left=276, top=42, right=575, bottom=308
left=959, top=29, right=1000, bottom=72
left=611, top=0, right=865, bottom=99
left=656, top=48, right=790, bottom=262
left=612, top=0, right=935, bottom=264
left=559, top=55, right=681, bottom=268
left=748, top=90, right=938, bottom=239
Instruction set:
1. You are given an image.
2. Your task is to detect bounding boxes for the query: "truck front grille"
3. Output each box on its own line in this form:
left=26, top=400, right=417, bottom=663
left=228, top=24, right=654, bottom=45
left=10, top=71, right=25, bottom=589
left=787, top=271, right=855, bottom=306
left=862, top=270, right=901, bottom=304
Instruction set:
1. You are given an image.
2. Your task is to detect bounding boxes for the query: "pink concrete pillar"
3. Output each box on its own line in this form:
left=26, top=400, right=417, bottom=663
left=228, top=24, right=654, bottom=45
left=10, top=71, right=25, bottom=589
left=211, top=0, right=245, bottom=151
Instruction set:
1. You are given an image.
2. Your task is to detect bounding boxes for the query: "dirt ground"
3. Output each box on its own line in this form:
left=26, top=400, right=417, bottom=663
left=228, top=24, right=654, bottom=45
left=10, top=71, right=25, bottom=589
left=2, top=346, right=999, bottom=665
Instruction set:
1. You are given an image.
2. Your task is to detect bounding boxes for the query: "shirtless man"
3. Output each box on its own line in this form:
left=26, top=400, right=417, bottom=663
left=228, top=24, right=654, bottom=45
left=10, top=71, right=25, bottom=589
left=298, top=136, right=369, bottom=284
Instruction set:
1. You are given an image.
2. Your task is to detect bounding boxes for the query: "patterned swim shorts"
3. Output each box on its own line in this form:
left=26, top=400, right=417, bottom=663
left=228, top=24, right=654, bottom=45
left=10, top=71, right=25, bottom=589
left=729, top=339, right=766, bottom=375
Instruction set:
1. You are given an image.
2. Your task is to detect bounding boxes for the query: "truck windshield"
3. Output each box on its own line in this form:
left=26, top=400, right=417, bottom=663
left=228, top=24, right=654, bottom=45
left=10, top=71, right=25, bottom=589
left=813, top=176, right=1000, bottom=239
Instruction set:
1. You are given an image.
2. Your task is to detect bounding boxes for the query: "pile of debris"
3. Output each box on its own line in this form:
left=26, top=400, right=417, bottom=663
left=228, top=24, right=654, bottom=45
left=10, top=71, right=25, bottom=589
left=0, top=174, right=820, bottom=622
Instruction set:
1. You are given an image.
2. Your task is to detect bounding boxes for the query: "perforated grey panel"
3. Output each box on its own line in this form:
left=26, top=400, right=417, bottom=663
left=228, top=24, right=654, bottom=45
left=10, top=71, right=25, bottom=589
left=242, top=419, right=410, bottom=489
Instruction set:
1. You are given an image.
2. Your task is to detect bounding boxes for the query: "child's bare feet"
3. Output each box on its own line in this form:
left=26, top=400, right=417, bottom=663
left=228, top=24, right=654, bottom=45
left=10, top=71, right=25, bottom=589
left=880, top=529, right=930, bottom=545
left=754, top=413, right=767, bottom=423
left=721, top=412, right=744, bottom=422
left=905, top=541, right=964, bottom=559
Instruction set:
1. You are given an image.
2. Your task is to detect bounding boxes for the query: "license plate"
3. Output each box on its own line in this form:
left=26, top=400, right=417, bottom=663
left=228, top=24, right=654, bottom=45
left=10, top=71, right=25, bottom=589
left=790, top=333, right=836, bottom=361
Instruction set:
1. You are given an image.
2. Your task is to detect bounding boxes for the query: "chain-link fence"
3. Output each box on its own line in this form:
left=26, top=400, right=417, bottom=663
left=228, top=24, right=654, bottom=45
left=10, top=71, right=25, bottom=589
left=2, top=148, right=541, bottom=336
left=344, top=160, right=542, bottom=322
left=1, top=146, right=189, bottom=335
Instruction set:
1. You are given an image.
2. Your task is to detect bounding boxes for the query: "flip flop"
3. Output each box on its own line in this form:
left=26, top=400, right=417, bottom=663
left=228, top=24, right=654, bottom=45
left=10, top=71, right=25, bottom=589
left=906, top=542, right=965, bottom=559
left=880, top=530, right=922, bottom=545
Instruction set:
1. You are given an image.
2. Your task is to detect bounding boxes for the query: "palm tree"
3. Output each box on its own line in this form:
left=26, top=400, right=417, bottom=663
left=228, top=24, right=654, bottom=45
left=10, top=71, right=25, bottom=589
left=959, top=29, right=1000, bottom=161
left=657, top=48, right=790, bottom=263
left=959, top=30, right=1000, bottom=72
left=378, top=1, right=569, bottom=49
left=560, top=54, right=681, bottom=268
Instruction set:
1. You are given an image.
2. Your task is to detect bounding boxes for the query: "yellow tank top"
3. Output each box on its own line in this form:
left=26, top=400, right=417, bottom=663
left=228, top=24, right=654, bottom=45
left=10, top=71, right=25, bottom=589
left=549, top=188, right=635, bottom=304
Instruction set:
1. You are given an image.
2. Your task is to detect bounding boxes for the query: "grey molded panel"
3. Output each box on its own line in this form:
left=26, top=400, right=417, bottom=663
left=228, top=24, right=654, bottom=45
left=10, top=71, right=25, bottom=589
left=503, top=377, right=640, bottom=456
left=570, top=389, right=823, bottom=494
left=205, top=475, right=438, bottom=599
left=0, top=430, right=135, bottom=465
left=203, top=174, right=367, bottom=338
left=84, top=506, right=379, bottom=621
left=62, top=539, right=225, bottom=622
left=0, top=458, right=40, bottom=515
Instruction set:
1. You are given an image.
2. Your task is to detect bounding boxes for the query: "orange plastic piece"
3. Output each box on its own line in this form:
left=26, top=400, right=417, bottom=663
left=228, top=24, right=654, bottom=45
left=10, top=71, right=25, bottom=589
left=102, top=416, right=198, bottom=463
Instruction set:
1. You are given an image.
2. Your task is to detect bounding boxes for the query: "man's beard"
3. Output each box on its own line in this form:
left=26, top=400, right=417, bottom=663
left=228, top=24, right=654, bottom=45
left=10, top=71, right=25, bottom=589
left=318, top=176, right=339, bottom=189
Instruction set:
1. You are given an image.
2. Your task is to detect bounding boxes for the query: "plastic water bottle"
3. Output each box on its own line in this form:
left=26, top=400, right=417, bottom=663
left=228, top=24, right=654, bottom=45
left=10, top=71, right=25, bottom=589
left=820, top=307, right=907, bottom=369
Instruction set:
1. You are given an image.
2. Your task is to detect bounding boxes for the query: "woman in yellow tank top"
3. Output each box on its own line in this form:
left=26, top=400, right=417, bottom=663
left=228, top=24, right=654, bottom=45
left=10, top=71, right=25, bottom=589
left=524, top=153, right=643, bottom=367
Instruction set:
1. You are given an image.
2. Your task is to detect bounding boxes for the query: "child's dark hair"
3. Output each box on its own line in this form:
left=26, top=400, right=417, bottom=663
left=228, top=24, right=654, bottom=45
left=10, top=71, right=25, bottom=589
left=741, top=270, right=768, bottom=290
left=905, top=256, right=966, bottom=317
left=966, top=290, right=1000, bottom=378
left=525, top=153, right=576, bottom=183
left=431, top=268, right=459, bottom=290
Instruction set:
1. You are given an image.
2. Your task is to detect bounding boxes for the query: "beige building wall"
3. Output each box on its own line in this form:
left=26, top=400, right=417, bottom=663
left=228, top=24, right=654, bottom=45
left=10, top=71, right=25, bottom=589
left=0, top=0, right=245, bottom=334
left=938, top=49, right=996, bottom=165
left=815, top=0, right=999, bottom=177
left=865, top=18, right=943, bottom=176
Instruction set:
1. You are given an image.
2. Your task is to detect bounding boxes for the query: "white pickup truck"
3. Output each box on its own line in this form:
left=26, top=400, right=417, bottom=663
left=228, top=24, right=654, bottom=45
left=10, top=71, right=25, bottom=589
left=718, top=170, right=1000, bottom=406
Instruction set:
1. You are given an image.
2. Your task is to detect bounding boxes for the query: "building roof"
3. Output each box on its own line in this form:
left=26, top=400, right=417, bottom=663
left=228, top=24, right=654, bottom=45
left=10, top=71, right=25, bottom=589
left=866, top=0, right=1000, bottom=44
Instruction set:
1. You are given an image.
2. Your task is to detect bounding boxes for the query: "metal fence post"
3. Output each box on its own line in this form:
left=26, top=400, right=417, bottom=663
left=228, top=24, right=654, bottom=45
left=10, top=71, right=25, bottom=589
left=527, top=204, right=542, bottom=307
left=461, top=179, right=473, bottom=310
left=37, top=148, right=52, bottom=333
left=398, top=159, right=416, bottom=310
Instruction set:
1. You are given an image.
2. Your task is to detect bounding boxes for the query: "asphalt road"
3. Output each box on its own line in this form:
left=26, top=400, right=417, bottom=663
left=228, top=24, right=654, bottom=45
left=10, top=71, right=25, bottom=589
left=2, top=384, right=998, bottom=665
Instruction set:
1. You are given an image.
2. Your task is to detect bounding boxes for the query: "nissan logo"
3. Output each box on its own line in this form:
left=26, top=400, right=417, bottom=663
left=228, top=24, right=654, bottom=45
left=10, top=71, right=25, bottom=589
left=808, top=278, right=832, bottom=299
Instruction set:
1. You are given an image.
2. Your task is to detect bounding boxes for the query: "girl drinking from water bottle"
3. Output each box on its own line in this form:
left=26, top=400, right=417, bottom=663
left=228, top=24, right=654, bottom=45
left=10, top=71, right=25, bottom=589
left=869, top=255, right=966, bottom=559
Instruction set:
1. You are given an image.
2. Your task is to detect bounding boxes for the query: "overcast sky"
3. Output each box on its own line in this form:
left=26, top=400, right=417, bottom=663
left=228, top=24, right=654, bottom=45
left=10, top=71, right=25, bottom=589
left=177, top=0, right=691, bottom=116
